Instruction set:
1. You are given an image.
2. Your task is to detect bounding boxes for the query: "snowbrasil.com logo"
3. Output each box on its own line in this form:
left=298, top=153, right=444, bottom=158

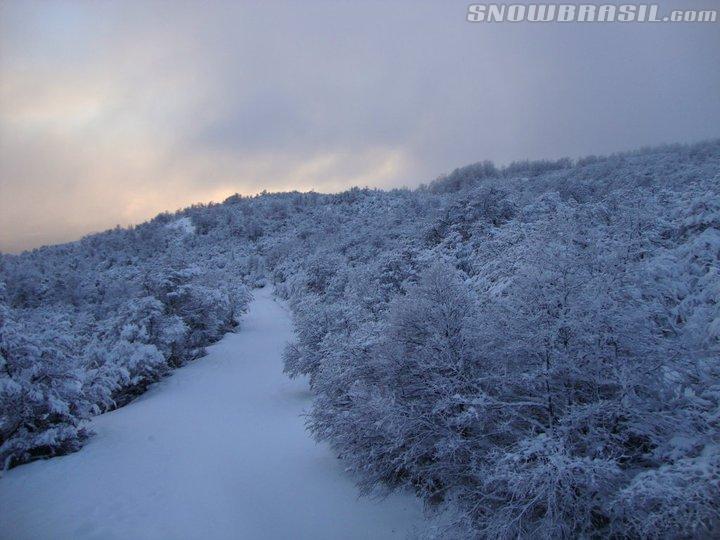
left=466, top=4, right=718, bottom=23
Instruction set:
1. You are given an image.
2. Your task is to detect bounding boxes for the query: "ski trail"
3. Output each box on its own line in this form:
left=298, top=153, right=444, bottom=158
left=0, top=288, right=424, bottom=539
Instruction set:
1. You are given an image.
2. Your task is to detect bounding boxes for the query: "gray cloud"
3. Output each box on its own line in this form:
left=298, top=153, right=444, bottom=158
left=1, top=0, right=719, bottom=252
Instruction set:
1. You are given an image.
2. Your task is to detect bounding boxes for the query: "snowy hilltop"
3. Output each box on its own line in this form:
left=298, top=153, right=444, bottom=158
left=1, top=139, right=719, bottom=538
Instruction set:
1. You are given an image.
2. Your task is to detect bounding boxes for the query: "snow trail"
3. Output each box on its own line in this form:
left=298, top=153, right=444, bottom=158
left=0, top=288, right=423, bottom=539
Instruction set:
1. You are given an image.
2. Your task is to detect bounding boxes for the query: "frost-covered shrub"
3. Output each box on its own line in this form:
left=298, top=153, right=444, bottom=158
left=467, top=436, right=621, bottom=539
left=0, top=219, right=252, bottom=468
left=308, top=266, right=496, bottom=501
left=166, top=284, right=237, bottom=348
left=115, top=296, right=188, bottom=360
left=610, top=448, right=720, bottom=538
left=283, top=296, right=363, bottom=385
left=273, top=140, right=720, bottom=537
left=0, top=312, right=91, bottom=469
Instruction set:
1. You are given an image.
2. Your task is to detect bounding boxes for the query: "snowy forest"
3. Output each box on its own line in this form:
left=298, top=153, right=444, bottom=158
left=1, top=139, right=719, bottom=538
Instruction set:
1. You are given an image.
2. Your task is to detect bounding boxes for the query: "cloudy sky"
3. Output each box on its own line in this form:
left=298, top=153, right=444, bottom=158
left=1, top=1, right=718, bottom=252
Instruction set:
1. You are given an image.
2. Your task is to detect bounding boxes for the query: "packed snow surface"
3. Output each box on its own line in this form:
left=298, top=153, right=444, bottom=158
left=0, top=288, right=423, bottom=539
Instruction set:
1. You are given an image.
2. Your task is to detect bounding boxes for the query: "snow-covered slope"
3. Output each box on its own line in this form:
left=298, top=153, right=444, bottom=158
left=0, top=288, right=423, bottom=539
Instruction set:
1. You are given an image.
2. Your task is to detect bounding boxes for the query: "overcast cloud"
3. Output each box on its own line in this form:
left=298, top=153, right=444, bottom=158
left=1, top=0, right=719, bottom=252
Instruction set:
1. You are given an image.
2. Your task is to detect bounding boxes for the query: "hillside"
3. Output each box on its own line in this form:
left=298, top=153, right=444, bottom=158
left=2, top=139, right=719, bottom=537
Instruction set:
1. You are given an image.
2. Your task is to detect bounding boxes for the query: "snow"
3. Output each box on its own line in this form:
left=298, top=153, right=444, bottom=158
left=0, top=288, right=424, bottom=539
left=165, top=216, right=195, bottom=234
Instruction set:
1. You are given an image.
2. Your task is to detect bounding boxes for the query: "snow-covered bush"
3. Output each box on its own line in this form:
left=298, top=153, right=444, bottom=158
left=468, top=436, right=621, bottom=539
left=273, top=140, right=720, bottom=537
left=610, top=448, right=720, bottom=538
left=0, top=216, right=252, bottom=468
left=0, top=311, right=91, bottom=469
